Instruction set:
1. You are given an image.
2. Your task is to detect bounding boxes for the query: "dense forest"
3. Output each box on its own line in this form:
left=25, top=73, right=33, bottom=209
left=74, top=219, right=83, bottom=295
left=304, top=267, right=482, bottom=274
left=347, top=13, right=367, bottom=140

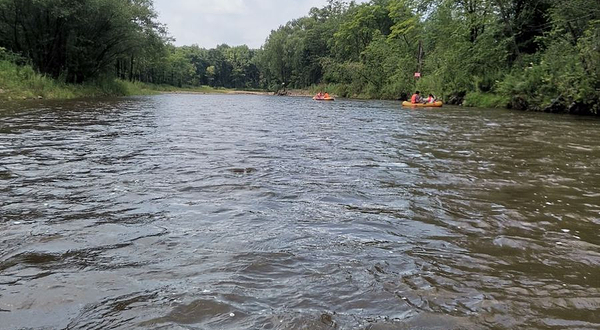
left=0, top=0, right=598, bottom=114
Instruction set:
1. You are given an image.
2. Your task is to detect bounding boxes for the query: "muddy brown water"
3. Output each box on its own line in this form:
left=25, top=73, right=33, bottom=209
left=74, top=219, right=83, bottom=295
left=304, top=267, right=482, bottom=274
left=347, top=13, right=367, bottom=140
left=0, top=94, right=599, bottom=330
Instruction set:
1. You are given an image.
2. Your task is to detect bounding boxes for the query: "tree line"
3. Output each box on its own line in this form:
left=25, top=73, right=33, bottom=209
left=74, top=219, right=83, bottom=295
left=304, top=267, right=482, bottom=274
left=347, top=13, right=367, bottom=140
left=0, top=0, right=262, bottom=89
left=0, top=0, right=598, bottom=113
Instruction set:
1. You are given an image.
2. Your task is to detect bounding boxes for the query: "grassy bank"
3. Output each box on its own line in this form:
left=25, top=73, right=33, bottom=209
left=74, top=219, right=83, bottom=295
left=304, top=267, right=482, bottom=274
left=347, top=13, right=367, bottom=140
left=0, top=60, right=157, bottom=101
left=2, top=59, right=594, bottom=115
left=0, top=60, right=256, bottom=101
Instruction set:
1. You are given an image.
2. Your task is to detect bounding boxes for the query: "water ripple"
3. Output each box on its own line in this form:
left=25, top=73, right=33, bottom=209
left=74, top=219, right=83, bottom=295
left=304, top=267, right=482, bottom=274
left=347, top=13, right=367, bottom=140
left=0, top=95, right=599, bottom=329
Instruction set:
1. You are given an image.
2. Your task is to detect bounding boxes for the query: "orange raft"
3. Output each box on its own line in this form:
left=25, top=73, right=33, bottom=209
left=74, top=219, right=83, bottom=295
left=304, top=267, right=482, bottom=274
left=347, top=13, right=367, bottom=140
left=402, top=101, right=443, bottom=107
left=313, top=96, right=335, bottom=101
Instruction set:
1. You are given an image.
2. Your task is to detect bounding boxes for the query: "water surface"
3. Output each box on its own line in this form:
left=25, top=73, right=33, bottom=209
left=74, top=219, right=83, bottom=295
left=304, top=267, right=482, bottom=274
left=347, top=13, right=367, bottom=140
left=1, top=94, right=599, bottom=329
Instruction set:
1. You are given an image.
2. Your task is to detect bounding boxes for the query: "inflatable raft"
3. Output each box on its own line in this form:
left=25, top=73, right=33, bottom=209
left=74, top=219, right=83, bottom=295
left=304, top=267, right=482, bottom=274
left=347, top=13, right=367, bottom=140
left=402, top=101, right=443, bottom=107
left=313, top=97, right=335, bottom=101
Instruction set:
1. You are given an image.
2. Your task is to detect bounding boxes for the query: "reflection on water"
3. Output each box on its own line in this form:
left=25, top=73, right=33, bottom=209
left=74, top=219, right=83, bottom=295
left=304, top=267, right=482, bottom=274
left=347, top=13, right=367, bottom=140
left=0, top=95, right=599, bottom=329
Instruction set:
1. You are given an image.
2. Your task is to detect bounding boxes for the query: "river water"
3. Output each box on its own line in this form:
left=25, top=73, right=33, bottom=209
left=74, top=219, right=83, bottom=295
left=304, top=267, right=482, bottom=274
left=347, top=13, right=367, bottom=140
left=0, top=94, right=599, bottom=330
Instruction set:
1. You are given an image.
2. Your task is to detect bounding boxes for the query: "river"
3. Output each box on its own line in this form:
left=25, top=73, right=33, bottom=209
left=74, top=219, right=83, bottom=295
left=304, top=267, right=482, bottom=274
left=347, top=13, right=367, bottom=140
left=1, top=94, right=599, bottom=329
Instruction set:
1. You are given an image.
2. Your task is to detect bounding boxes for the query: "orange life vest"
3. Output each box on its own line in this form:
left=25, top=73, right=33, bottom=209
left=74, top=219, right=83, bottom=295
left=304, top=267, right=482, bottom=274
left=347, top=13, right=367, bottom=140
left=411, top=94, right=419, bottom=103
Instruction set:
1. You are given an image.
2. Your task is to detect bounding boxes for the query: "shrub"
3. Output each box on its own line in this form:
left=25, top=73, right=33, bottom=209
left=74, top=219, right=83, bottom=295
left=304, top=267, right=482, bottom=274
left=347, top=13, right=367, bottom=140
left=463, top=92, right=510, bottom=108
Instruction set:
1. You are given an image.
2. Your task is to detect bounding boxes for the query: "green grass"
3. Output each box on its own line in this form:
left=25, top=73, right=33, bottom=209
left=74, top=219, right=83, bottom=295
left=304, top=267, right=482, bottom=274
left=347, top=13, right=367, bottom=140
left=0, top=59, right=258, bottom=101
left=0, top=60, right=165, bottom=101
left=0, top=59, right=265, bottom=101
left=0, top=60, right=70, bottom=100
left=0, top=60, right=254, bottom=100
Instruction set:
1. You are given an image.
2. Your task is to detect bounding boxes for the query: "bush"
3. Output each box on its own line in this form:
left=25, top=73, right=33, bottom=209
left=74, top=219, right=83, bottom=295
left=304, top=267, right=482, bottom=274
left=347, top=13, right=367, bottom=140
left=380, top=81, right=406, bottom=100
left=463, top=92, right=510, bottom=108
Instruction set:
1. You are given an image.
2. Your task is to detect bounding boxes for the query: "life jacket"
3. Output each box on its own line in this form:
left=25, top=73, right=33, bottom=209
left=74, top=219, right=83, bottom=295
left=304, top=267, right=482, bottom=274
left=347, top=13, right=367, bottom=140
left=427, top=96, right=434, bottom=103
left=411, top=94, right=419, bottom=103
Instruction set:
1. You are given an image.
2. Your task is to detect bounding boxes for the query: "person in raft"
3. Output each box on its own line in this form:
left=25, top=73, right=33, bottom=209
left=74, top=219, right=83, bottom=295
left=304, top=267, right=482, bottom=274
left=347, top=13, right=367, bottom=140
left=316, top=92, right=324, bottom=99
left=324, top=92, right=330, bottom=99
left=411, top=91, right=423, bottom=103
left=426, top=94, right=436, bottom=103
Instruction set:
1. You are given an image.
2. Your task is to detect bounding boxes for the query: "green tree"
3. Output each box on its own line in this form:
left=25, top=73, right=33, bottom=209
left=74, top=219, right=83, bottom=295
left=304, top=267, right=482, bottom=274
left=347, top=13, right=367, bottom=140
left=0, top=0, right=167, bottom=83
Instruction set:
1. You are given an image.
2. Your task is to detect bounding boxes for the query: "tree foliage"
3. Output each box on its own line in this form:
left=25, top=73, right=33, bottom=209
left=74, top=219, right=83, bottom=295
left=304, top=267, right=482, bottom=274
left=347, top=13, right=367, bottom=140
left=0, top=0, right=167, bottom=83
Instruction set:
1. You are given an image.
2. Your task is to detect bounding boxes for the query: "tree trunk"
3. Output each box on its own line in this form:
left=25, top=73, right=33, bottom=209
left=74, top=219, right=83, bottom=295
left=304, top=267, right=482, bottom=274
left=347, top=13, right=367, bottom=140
left=129, top=54, right=134, bottom=81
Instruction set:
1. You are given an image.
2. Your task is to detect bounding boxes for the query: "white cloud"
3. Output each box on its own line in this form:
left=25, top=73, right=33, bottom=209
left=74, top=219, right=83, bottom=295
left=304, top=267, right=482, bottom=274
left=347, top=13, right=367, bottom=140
left=153, top=0, right=359, bottom=48
left=170, top=0, right=247, bottom=15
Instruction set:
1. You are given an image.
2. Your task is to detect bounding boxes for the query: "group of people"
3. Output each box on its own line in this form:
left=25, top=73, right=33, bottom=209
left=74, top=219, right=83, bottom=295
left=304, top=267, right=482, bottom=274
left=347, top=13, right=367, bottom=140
left=314, top=92, right=331, bottom=99
left=410, top=91, right=436, bottom=104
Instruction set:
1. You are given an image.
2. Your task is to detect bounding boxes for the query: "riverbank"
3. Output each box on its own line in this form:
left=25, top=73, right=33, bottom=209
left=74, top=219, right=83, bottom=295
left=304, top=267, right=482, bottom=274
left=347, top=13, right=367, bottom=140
left=0, top=60, right=157, bottom=101
left=0, top=60, right=274, bottom=102
left=459, top=91, right=598, bottom=116
left=2, top=59, right=597, bottom=116
left=298, top=83, right=599, bottom=116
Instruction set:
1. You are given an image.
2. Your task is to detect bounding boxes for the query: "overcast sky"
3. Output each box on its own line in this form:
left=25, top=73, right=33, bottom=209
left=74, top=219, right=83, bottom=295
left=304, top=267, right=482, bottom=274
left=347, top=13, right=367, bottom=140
left=152, top=0, right=365, bottom=49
